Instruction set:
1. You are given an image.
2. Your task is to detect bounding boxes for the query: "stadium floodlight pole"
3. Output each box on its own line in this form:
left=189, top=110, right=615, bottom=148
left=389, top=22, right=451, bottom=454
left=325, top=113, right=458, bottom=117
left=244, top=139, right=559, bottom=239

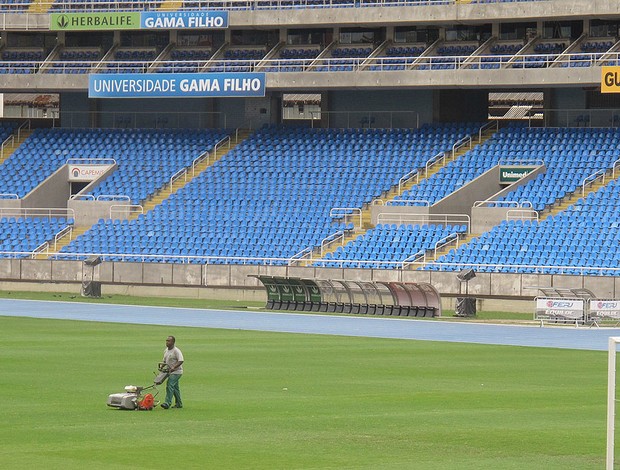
left=607, top=337, right=620, bottom=470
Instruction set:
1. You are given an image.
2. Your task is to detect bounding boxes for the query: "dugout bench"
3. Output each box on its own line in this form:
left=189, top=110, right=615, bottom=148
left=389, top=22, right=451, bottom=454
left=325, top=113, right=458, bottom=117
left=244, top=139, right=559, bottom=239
left=251, top=276, right=442, bottom=318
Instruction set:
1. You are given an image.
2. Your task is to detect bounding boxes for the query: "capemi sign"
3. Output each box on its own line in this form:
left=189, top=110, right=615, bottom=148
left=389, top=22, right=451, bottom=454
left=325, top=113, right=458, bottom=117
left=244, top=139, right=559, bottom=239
left=68, top=164, right=113, bottom=182
left=51, top=11, right=229, bottom=31
left=89, top=73, right=266, bottom=98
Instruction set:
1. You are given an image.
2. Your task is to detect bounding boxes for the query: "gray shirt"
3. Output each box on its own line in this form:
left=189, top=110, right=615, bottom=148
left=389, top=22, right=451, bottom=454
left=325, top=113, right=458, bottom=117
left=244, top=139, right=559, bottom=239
left=163, top=346, right=184, bottom=375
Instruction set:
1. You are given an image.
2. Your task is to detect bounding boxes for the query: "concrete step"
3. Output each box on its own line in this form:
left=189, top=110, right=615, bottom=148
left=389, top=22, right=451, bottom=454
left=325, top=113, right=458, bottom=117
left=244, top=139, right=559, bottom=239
left=133, top=131, right=253, bottom=219
left=28, top=0, right=49, bottom=13
left=39, top=225, right=91, bottom=259
left=158, top=0, right=184, bottom=10
left=320, top=128, right=499, bottom=261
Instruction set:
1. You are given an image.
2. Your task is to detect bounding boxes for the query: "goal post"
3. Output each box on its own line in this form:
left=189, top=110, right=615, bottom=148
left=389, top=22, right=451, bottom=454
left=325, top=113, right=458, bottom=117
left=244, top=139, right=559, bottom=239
left=607, top=337, right=620, bottom=470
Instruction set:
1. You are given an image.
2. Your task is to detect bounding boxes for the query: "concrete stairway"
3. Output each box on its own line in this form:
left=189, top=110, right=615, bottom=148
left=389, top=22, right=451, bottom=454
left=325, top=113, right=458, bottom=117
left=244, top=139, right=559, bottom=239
left=138, top=130, right=251, bottom=216
left=33, top=225, right=90, bottom=260
left=423, top=230, right=480, bottom=265
left=424, top=164, right=620, bottom=267
left=317, top=128, right=498, bottom=261
left=540, top=177, right=612, bottom=221
left=28, top=0, right=49, bottom=13
left=40, top=130, right=253, bottom=259
left=158, top=0, right=184, bottom=10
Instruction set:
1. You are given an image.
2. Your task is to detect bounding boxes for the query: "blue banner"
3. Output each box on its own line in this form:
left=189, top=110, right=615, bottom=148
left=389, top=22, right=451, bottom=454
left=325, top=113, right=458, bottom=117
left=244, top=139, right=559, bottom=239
left=88, top=73, right=266, bottom=98
left=141, top=11, right=228, bottom=30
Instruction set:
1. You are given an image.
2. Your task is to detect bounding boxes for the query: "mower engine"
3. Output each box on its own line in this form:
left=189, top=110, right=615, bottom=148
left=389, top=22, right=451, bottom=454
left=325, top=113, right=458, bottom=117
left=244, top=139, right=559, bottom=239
left=107, top=384, right=157, bottom=411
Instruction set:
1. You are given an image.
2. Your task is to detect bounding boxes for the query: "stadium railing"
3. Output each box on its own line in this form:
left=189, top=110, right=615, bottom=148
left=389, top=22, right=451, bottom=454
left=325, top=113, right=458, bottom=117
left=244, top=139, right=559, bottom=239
left=12, top=0, right=549, bottom=13
left=11, top=49, right=613, bottom=78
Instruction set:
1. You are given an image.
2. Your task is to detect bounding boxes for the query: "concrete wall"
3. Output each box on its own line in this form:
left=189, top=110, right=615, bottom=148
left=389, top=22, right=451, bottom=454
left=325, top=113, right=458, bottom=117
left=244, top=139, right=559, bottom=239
left=0, top=199, right=21, bottom=210
left=22, top=165, right=71, bottom=209
left=2, top=259, right=620, bottom=310
left=2, top=1, right=616, bottom=31
left=370, top=205, right=430, bottom=226
left=431, top=166, right=501, bottom=218
left=68, top=199, right=131, bottom=225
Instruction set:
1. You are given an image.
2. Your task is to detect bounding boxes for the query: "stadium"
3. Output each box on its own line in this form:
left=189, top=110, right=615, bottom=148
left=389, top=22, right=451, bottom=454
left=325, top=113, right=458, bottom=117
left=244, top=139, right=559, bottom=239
left=2, top=0, right=620, bottom=468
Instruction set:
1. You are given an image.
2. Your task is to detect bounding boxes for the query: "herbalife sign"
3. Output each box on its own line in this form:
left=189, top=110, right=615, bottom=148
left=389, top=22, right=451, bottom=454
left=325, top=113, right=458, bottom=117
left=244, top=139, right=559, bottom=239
left=51, top=11, right=228, bottom=31
left=499, top=166, right=536, bottom=184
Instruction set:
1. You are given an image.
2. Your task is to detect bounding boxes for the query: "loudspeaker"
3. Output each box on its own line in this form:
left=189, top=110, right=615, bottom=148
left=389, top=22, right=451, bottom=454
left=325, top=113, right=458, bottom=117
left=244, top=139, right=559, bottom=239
left=455, top=297, right=476, bottom=317
left=457, top=268, right=476, bottom=282
left=81, top=281, right=101, bottom=298
left=84, top=256, right=102, bottom=267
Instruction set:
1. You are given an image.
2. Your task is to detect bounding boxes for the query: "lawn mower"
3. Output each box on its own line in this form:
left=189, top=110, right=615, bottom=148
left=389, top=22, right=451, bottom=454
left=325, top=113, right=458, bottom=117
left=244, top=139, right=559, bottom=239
left=106, top=363, right=170, bottom=410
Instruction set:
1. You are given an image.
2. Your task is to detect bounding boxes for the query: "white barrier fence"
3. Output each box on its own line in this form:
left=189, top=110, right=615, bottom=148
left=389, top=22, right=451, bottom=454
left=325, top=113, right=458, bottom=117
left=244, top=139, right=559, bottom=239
left=535, top=298, right=620, bottom=327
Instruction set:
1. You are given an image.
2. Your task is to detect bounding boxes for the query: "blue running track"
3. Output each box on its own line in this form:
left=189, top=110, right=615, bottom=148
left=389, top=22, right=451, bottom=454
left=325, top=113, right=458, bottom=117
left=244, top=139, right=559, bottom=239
left=1, top=298, right=619, bottom=351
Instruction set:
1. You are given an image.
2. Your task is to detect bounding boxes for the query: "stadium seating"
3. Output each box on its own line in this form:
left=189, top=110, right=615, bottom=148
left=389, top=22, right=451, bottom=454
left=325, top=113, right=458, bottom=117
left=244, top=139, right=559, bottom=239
left=419, top=126, right=620, bottom=275
left=368, top=44, right=426, bottom=71
left=47, top=49, right=101, bottom=74
left=157, top=48, right=212, bottom=73
left=393, top=126, right=620, bottom=212
left=39, top=0, right=545, bottom=13
left=489, top=127, right=620, bottom=211
left=475, top=42, right=522, bottom=69
left=57, top=124, right=478, bottom=263
left=0, top=49, right=44, bottom=74
left=317, top=223, right=468, bottom=269
left=105, top=49, right=158, bottom=74
left=264, top=47, right=321, bottom=72
left=315, top=46, right=373, bottom=72
left=210, top=48, right=266, bottom=73
left=417, top=43, right=477, bottom=70
left=434, top=198, right=620, bottom=276
left=0, top=217, right=71, bottom=258
left=0, top=128, right=228, bottom=203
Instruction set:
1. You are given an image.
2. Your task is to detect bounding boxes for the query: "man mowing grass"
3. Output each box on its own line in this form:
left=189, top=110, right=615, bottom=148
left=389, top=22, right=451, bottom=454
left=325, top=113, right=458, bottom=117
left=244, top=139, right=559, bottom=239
left=161, top=335, right=184, bottom=410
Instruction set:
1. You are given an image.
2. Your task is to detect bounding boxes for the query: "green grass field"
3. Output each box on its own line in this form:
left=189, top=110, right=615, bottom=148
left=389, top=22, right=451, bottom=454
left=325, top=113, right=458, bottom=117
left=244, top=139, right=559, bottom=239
left=0, top=298, right=611, bottom=469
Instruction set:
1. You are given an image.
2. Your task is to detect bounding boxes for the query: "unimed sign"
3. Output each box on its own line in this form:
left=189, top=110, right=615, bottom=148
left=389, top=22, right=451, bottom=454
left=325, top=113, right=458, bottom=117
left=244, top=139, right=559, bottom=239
left=602, top=66, right=620, bottom=93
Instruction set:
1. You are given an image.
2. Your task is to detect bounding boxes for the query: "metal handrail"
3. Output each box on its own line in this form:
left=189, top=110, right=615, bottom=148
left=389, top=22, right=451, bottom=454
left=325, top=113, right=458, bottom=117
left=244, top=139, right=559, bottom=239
left=53, top=225, right=74, bottom=250
left=478, top=120, right=498, bottom=142
left=66, top=158, right=117, bottom=166
left=0, top=134, right=14, bottom=161
left=320, top=230, right=345, bottom=257
left=401, top=249, right=425, bottom=270
left=3, top=0, right=548, bottom=14
left=506, top=209, right=539, bottom=221
left=192, top=134, right=231, bottom=176
left=430, top=232, right=460, bottom=262
left=169, top=168, right=188, bottom=192
left=612, top=158, right=620, bottom=179
left=452, top=135, right=472, bottom=157
left=497, top=158, right=544, bottom=166
left=581, top=169, right=607, bottom=196
left=0, top=121, right=30, bottom=161
left=31, top=241, right=49, bottom=259
left=387, top=199, right=430, bottom=206
left=473, top=199, right=529, bottom=208
left=376, top=212, right=471, bottom=233
left=288, top=246, right=314, bottom=265
left=329, top=207, right=362, bottom=229
left=109, top=204, right=144, bottom=219
left=0, top=207, right=75, bottom=219
left=398, top=169, right=419, bottom=195
left=11, top=251, right=620, bottom=276
left=16, top=120, right=30, bottom=141
left=424, top=152, right=445, bottom=178
left=97, top=194, right=130, bottom=201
